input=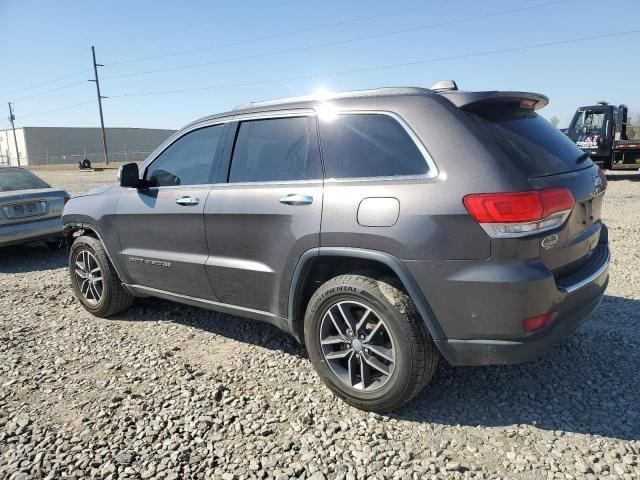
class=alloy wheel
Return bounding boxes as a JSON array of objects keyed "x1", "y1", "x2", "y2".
[
  {"x1": 74, "y1": 250, "x2": 103, "y2": 305},
  {"x1": 319, "y1": 300, "x2": 396, "y2": 391}
]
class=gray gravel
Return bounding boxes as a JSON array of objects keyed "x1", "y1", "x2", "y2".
[{"x1": 1, "y1": 169, "x2": 639, "y2": 479}]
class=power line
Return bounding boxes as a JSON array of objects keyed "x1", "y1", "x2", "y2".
[
  {"x1": 0, "y1": 69, "x2": 90, "y2": 99},
  {"x1": 103, "y1": 0, "x2": 568, "y2": 81},
  {"x1": 18, "y1": 100, "x2": 95, "y2": 120},
  {"x1": 104, "y1": 0, "x2": 452, "y2": 66},
  {"x1": 1, "y1": 2, "x2": 451, "y2": 102},
  {"x1": 107, "y1": 29, "x2": 640, "y2": 100},
  {"x1": 91, "y1": 0, "x2": 293, "y2": 50},
  {"x1": 13, "y1": 80, "x2": 89, "y2": 103}
]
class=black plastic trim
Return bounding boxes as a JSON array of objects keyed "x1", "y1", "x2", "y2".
[
  {"x1": 125, "y1": 284, "x2": 293, "y2": 334},
  {"x1": 287, "y1": 247, "x2": 445, "y2": 341},
  {"x1": 437, "y1": 281, "x2": 606, "y2": 366},
  {"x1": 63, "y1": 221, "x2": 127, "y2": 282}
]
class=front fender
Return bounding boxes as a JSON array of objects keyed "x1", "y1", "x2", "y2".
[{"x1": 62, "y1": 186, "x2": 129, "y2": 283}]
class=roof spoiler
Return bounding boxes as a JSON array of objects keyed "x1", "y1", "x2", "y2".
[{"x1": 439, "y1": 91, "x2": 549, "y2": 111}]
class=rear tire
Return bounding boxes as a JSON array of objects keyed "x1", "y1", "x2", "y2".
[
  {"x1": 304, "y1": 274, "x2": 438, "y2": 412},
  {"x1": 69, "y1": 235, "x2": 133, "y2": 317}
]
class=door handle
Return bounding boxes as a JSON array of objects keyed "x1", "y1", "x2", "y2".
[
  {"x1": 279, "y1": 194, "x2": 313, "y2": 206},
  {"x1": 176, "y1": 196, "x2": 200, "y2": 206}
]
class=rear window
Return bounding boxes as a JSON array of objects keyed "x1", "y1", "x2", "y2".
[
  {"x1": 465, "y1": 104, "x2": 592, "y2": 177},
  {"x1": 0, "y1": 168, "x2": 50, "y2": 192},
  {"x1": 319, "y1": 114, "x2": 428, "y2": 179}
]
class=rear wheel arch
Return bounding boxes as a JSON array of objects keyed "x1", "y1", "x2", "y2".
[{"x1": 288, "y1": 248, "x2": 445, "y2": 343}]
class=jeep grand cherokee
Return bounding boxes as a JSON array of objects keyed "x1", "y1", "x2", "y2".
[{"x1": 63, "y1": 82, "x2": 610, "y2": 412}]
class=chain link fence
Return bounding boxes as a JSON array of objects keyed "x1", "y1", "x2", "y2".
[{"x1": 0, "y1": 143, "x2": 157, "y2": 168}]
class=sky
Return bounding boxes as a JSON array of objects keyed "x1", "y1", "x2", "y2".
[{"x1": 1, "y1": 0, "x2": 639, "y2": 131}]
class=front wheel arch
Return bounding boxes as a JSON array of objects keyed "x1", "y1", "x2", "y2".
[{"x1": 68, "y1": 235, "x2": 134, "y2": 317}]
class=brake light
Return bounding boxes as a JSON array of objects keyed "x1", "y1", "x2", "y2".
[
  {"x1": 522, "y1": 312, "x2": 555, "y2": 332},
  {"x1": 463, "y1": 188, "x2": 574, "y2": 238}
]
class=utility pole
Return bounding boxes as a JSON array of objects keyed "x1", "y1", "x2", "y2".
[
  {"x1": 7, "y1": 102, "x2": 21, "y2": 166},
  {"x1": 89, "y1": 46, "x2": 109, "y2": 165}
]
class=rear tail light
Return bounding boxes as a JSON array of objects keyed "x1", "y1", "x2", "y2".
[
  {"x1": 463, "y1": 188, "x2": 575, "y2": 238},
  {"x1": 522, "y1": 312, "x2": 555, "y2": 332}
]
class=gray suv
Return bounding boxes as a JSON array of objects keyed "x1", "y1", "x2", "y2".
[{"x1": 63, "y1": 83, "x2": 610, "y2": 412}]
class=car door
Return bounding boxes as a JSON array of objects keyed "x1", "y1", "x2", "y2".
[
  {"x1": 204, "y1": 112, "x2": 323, "y2": 316},
  {"x1": 116, "y1": 123, "x2": 228, "y2": 300}
]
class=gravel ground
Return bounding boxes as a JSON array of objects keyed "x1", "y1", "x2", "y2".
[{"x1": 1, "y1": 169, "x2": 639, "y2": 480}]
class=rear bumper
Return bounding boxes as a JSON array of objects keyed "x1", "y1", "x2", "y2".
[
  {"x1": 405, "y1": 236, "x2": 610, "y2": 366},
  {"x1": 436, "y1": 274, "x2": 607, "y2": 365},
  {"x1": 0, "y1": 217, "x2": 63, "y2": 247}
]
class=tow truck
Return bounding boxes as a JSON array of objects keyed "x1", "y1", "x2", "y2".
[{"x1": 565, "y1": 102, "x2": 640, "y2": 170}]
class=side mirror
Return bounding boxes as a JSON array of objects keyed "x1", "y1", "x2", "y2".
[{"x1": 118, "y1": 163, "x2": 140, "y2": 188}]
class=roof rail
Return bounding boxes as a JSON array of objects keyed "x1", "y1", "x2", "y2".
[{"x1": 232, "y1": 86, "x2": 432, "y2": 110}]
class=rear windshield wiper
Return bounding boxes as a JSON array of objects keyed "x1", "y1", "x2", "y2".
[{"x1": 575, "y1": 152, "x2": 591, "y2": 164}]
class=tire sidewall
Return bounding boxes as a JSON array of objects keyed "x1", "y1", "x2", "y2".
[
  {"x1": 304, "y1": 279, "x2": 417, "y2": 406},
  {"x1": 69, "y1": 238, "x2": 110, "y2": 314}
]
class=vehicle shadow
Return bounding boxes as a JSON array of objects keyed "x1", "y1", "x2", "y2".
[
  {"x1": 604, "y1": 172, "x2": 638, "y2": 181},
  {"x1": 117, "y1": 294, "x2": 639, "y2": 441},
  {"x1": 0, "y1": 243, "x2": 67, "y2": 273},
  {"x1": 394, "y1": 294, "x2": 640, "y2": 441},
  {"x1": 116, "y1": 298, "x2": 307, "y2": 357}
]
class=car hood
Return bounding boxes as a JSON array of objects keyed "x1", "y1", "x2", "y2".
[{"x1": 75, "y1": 184, "x2": 115, "y2": 197}]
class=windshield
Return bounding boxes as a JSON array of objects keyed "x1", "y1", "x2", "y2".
[
  {"x1": 0, "y1": 168, "x2": 50, "y2": 192},
  {"x1": 572, "y1": 110, "x2": 605, "y2": 145},
  {"x1": 465, "y1": 104, "x2": 593, "y2": 177}
]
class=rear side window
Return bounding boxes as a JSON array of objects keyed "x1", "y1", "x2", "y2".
[
  {"x1": 146, "y1": 125, "x2": 224, "y2": 187},
  {"x1": 229, "y1": 117, "x2": 319, "y2": 183},
  {"x1": 0, "y1": 168, "x2": 49, "y2": 192},
  {"x1": 465, "y1": 105, "x2": 592, "y2": 177},
  {"x1": 319, "y1": 114, "x2": 428, "y2": 179}
]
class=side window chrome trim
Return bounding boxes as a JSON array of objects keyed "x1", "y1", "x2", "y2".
[
  {"x1": 141, "y1": 179, "x2": 323, "y2": 191},
  {"x1": 315, "y1": 109, "x2": 439, "y2": 180},
  {"x1": 214, "y1": 179, "x2": 323, "y2": 188},
  {"x1": 231, "y1": 109, "x2": 316, "y2": 122},
  {"x1": 140, "y1": 108, "x2": 438, "y2": 181},
  {"x1": 139, "y1": 184, "x2": 221, "y2": 191},
  {"x1": 323, "y1": 174, "x2": 437, "y2": 184}
]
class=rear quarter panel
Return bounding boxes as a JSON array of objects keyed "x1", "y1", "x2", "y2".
[{"x1": 319, "y1": 94, "x2": 530, "y2": 260}]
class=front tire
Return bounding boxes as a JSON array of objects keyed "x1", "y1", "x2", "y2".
[
  {"x1": 69, "y1": 235, "x2": 133, "y2": 317},
  {"x1": 304, "y1": 274, "x2": 438, "y2": 412}
]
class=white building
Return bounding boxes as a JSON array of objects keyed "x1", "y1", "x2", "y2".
[{"x1": 0, "y1": 126, "x2": 176, "y2": 166}]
